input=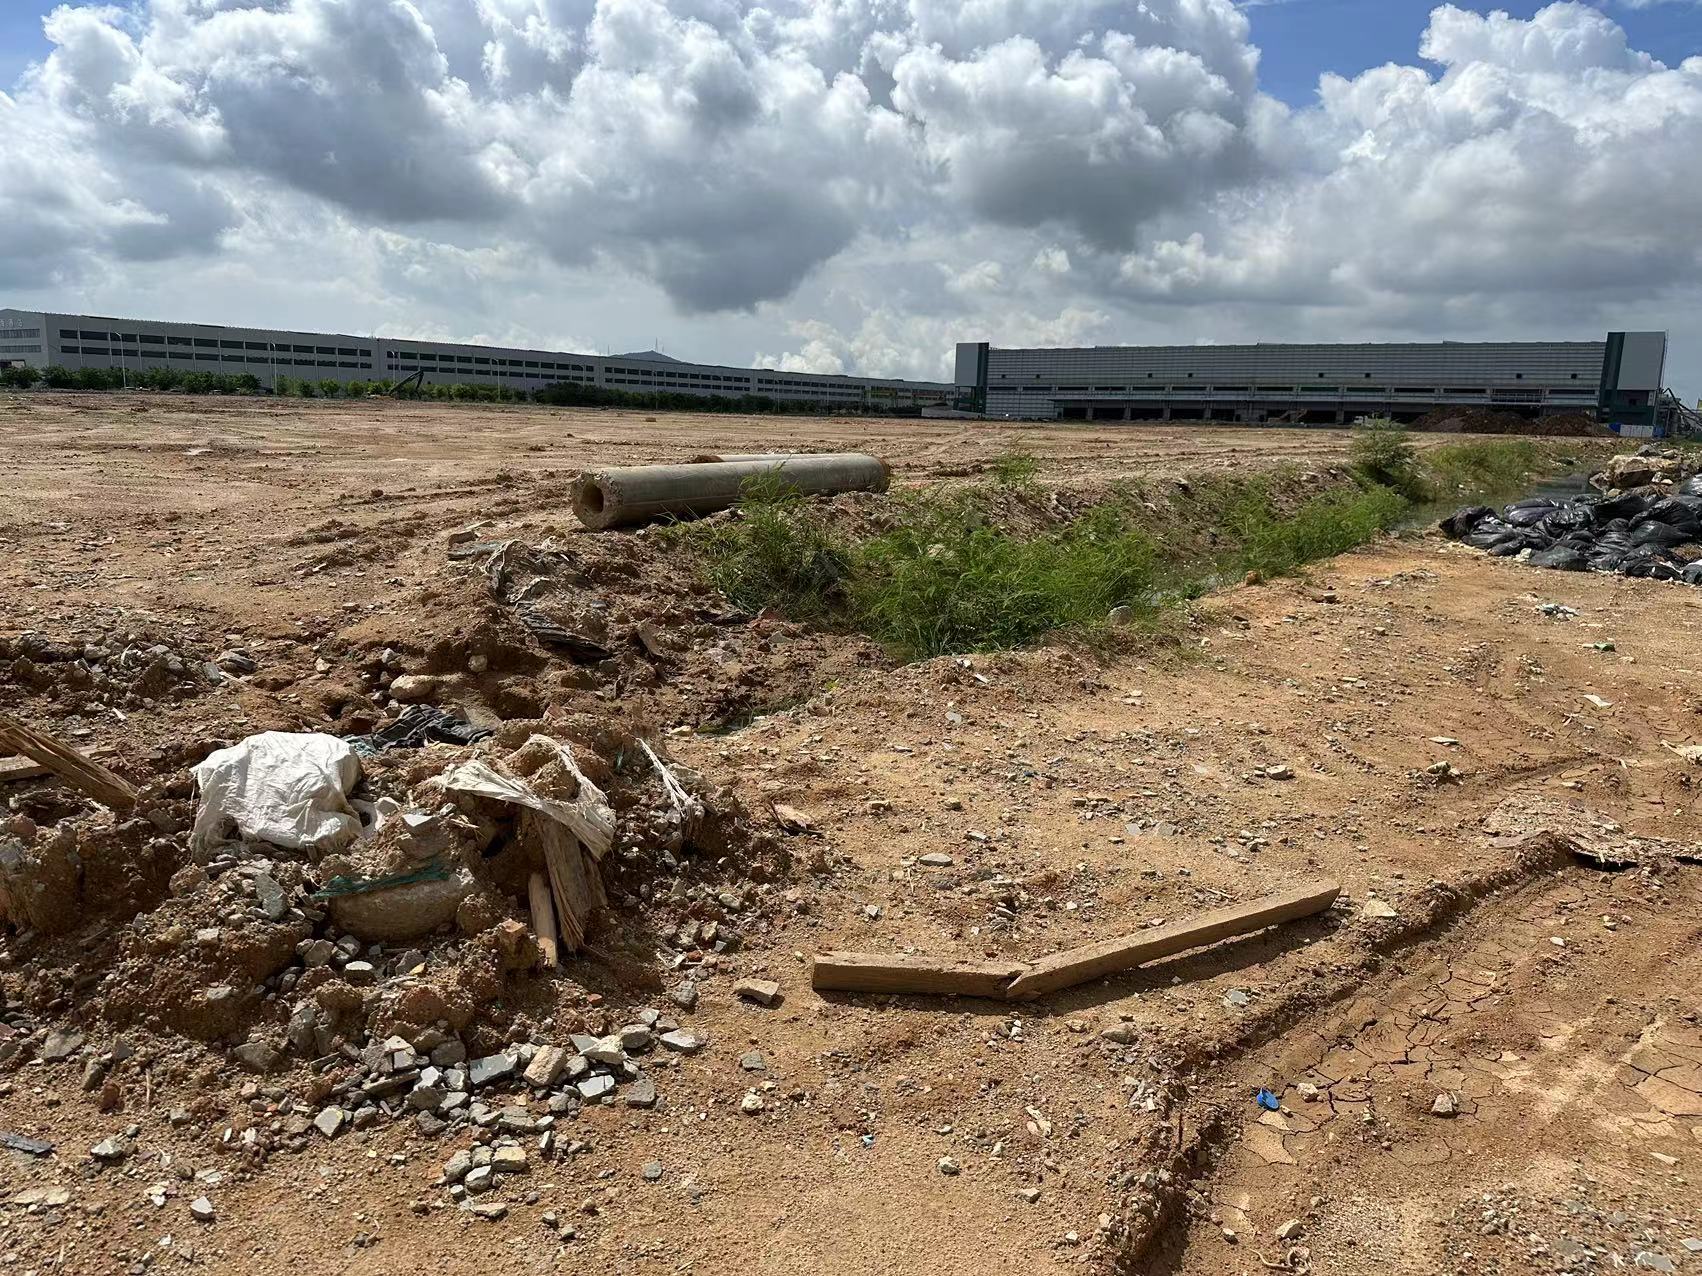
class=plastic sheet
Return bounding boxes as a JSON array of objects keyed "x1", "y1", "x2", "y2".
[{"x1": 190, "y1": 732, "x2": 362, "y2": 855}]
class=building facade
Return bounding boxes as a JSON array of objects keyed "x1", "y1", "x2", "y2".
[
  {"x1": 0, "y1": 308, "x2": 954, "y2": 412},
  {"x1": 954, "y1": 333, "x2": 1670, "y2": 429}
]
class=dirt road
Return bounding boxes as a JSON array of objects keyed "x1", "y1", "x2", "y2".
[{"x1": 0, "y1": 394, "x2": 1698, "y2": 1275}]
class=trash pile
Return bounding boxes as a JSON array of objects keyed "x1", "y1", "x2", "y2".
[
  {"x1": 0, "y1": 703, "x2": 790, "y2": 1170},
  {"x1": 1441, "y1": 446, "x2": 1702, "y2": 582}
]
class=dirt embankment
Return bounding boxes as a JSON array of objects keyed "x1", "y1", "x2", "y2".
[{"x1": 0, "y1": 395, "x2": 1699, "y2": 1276}]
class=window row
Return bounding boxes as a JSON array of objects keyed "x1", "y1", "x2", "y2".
[
  {"x1": 388, "y1": 351, "x2": 597, "y2": 372},
  {"x1": 58, "y1": 328, "x2": 369, "y2": 356},
  {"x1": 0, "y1": 328, "x2": 41, "y2": 340},
  {"x1": 0, "y1": 343, "x2": 42, "y2": 354},
  {"x1": 61, "y1": 347, "x2": 364, "y2": 369}
]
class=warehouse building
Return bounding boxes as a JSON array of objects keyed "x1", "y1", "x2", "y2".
[
  {"x1": 0, "y1": 308, "x2": 954, "y2": 411},
  {"x1": 954, "y1": 333, "x2": 1671, "y2": 430}
]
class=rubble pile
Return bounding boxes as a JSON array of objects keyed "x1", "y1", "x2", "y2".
[
  {"x1": 0, "y1": 702, "x2": 787, "y2": 1178},
  {"x1": 0, "y1": 630, "x2": 233, "y2": 714},
  {"x1": 1441, "y1": 445, "x2": 1702, "y2": 582}
]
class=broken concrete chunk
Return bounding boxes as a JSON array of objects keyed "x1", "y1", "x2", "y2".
[
  {"x1": 733, "y1": 978, "x2": 781, "y2": 1007},
  {"x1": 313, "y1": 1106, "x2": 348, "y2": 1139},
  {"x1": 523, "y1": 1045, "x2": 568, "y2": 1088},
  {"x1": 468, "y1": 1053, "x2": 518, "y2": 1088}
]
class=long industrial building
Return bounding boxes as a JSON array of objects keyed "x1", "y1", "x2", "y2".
[
  {"x1": 954, "y1": 333, "x2": 1671, "y2": 429},
  {"x1": 0, "y1": 308, "x2": 955, "y2": 411}
]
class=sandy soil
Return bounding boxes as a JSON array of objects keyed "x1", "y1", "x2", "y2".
[{"x1": 1, "y1": 392, "x2": 1698, "y2": 1276}]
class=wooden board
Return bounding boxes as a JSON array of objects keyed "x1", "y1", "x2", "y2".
[
  {"x1": 810, "y1": 951, "x2": 1029, "y2": 998},
  {"x1": 0, "y1": 713, "x2": 136, "y2": 811},
  {"x1": 527, "y1": 871, "x2": 560, "y2": 969},
  {"x1": 1003, "y1": 878, "x2": 1341, "y2": 1001},
  {"x1": 0, "y1": 756, "x2": 51, "y2": 784}
]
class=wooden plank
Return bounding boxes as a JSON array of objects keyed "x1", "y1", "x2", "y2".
[
  {"x1": 530, "y1": 812, "x2": 599, "y2": 955},
  {"x1": 0, "y1": 713, "x2": 136, "y2": 811},
  {"x1": 1004, "y1": 878, "x2": 1341, "y2": 1001},
  {"x1": 527, "y1": 871, "x2": 560, "y2": 969},
  {"x1": 810, "y1": 951, "x2": 1029, "y2": 998},
  {"x1": 0, "y1": 756, "x2": 51, "y2": 784}
]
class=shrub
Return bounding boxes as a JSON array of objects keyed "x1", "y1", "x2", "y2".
[
  {"x1": 39, "y1": 365, "x2": 74, "y2": 388},
  {"x1": 1350, "y1": 417, "x2": 1427, "y2": 500},
  {"x1": 0, "y1": 365, "x2": 39, "y2": 389}
]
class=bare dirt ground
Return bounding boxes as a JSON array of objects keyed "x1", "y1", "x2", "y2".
[{"x1": 1, "y1": 393, "x2": 1699, "y2": 1276}]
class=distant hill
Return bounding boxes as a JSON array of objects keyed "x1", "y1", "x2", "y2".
[{"x1": 616, "y1": 350, "x2": 685, "y2": 363}]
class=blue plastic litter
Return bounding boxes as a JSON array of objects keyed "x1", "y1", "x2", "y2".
[{"x1": 1254, "y1": 1089, "x2": 1280, "y2": 1111}]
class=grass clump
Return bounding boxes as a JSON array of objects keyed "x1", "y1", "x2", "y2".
[
  {"x1": 1422, "y1": 437, "x2": 1543, "y2": 499},
  {"x1": 854, "y1": 499, "x2": 1160, "y2": 658},
  {"x1": 690, "y1": 474, "x2": 850, "y2": 620},
  {"x1": 989, "y1": 450, "x2": 1040, "y2": 488},
  {"x1": 673, "y1": 430, "x2": 1581, "y2": 663},
  {"x1": 1218, "y1": 482, "x2": 1410, "y2": 580}
]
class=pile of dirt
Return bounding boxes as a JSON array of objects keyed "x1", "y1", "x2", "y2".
[
  {"x1": 1412, "y1": 406, "x2": 1606, "y2": 437},
  {"x1": 0, "y1": 703, "x2": 790, "y2": 1141}
]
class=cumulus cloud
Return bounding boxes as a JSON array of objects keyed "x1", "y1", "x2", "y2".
[{"x1": 0, "y1": 0, "x2": 1697, "y2": 395}]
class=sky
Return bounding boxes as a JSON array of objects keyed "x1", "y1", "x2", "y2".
[{"x1": 0, "y1": 0, "x2": 1699, "y2": 399}]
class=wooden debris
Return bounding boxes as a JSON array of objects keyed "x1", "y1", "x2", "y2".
[
  {"x1": 527, "y1": 871, "x2": 559, "y2": 969},
  {"x1": 529, "y1": 811, "x2": 604, "y2": 955},
  {"x1": 811, "y1": 952, "x2": 1028, "y2": 998},
  {"x1": 0, "y1": 756, "x2": 51, "y2": 784},
  {"x1": 1004, "y1": 879, "x2": 1341, "y2": 1001},
  {"x1": 811, "y1": 878, "x2": 1341, "y2": 1001},
  {"x1": 0, "y1": 712, "x2": 136, "y2": 811}
]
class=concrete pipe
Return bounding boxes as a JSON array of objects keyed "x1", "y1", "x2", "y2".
[
  {"x1": 686, "y1": 452, "x2": 793, "y2": 464},
  {"x1": 572, "y1": 453, "x2": 890, "y2": 531}
]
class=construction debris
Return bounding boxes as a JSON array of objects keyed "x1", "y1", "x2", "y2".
[
  {"x1": 812, "y1": 880, "x2": 1341, "y2": 999},
  {"x1": 0, "y1": 711, "x2": 136, "y2": 811}
]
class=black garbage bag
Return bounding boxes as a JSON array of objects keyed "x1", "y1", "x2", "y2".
[
  {"x1": 1596, "y1": 517, "x2": 1631, "y2": 535},
  {"x1": 1631, "y1": 521, "x2": 1695, "y2": 549},
  {"x1": 1557, "y1": 530, "x2": 1597, "y2": 550},
  {"x1": 1620, "y1": 547, "x2": 1683, "y2": 580},
  {"x1": 1678, "y1": 475, "x2": 1702, "y2": 499},
  {"x1": 1440, "y1": 506, "x2": 1495, "y2": 540},
  {"x1": 1642, "y1": 496, "x2": 1702, "y2": 526},
  {"x1": 1588, "y1": 549, "x2": 1627, "y2": 573},
  {"x1": 1462, "y1": 516, "x2": 1518, "y2": 549},
  {"x1": 1503, "y1": 499, "x2": 1561, "y2": 527},
  {"x1": 1684, "y1": 561, "x2": 1702, "y2": 585},
  {"x1": 1485, "y1": 534, "x2": 1532, "y2": 557},
  {"x1": 1528, "y1": 546, "x2": 1589, "y2": 571},
  {"x1": 1537, "y1": 505, "x2": 1594, "y2": 536},
  {"x1": 347, "y1": 704, "x2": 495, "y2": 756},
  {"x1": 1593, "y1": 488, "x2": 1658, "y2": 521}
]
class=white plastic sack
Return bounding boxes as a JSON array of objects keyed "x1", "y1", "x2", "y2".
[
  {"x1": 190, "y1": 732, "x2": 362, "y2": 855},
  {"x1": 434, "y1": 736, "x2": 614, "y2": 858}
]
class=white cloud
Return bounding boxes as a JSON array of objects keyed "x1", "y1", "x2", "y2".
[{"x1": 0, "y1": 1, "x2": 1697, "y2": 398}]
